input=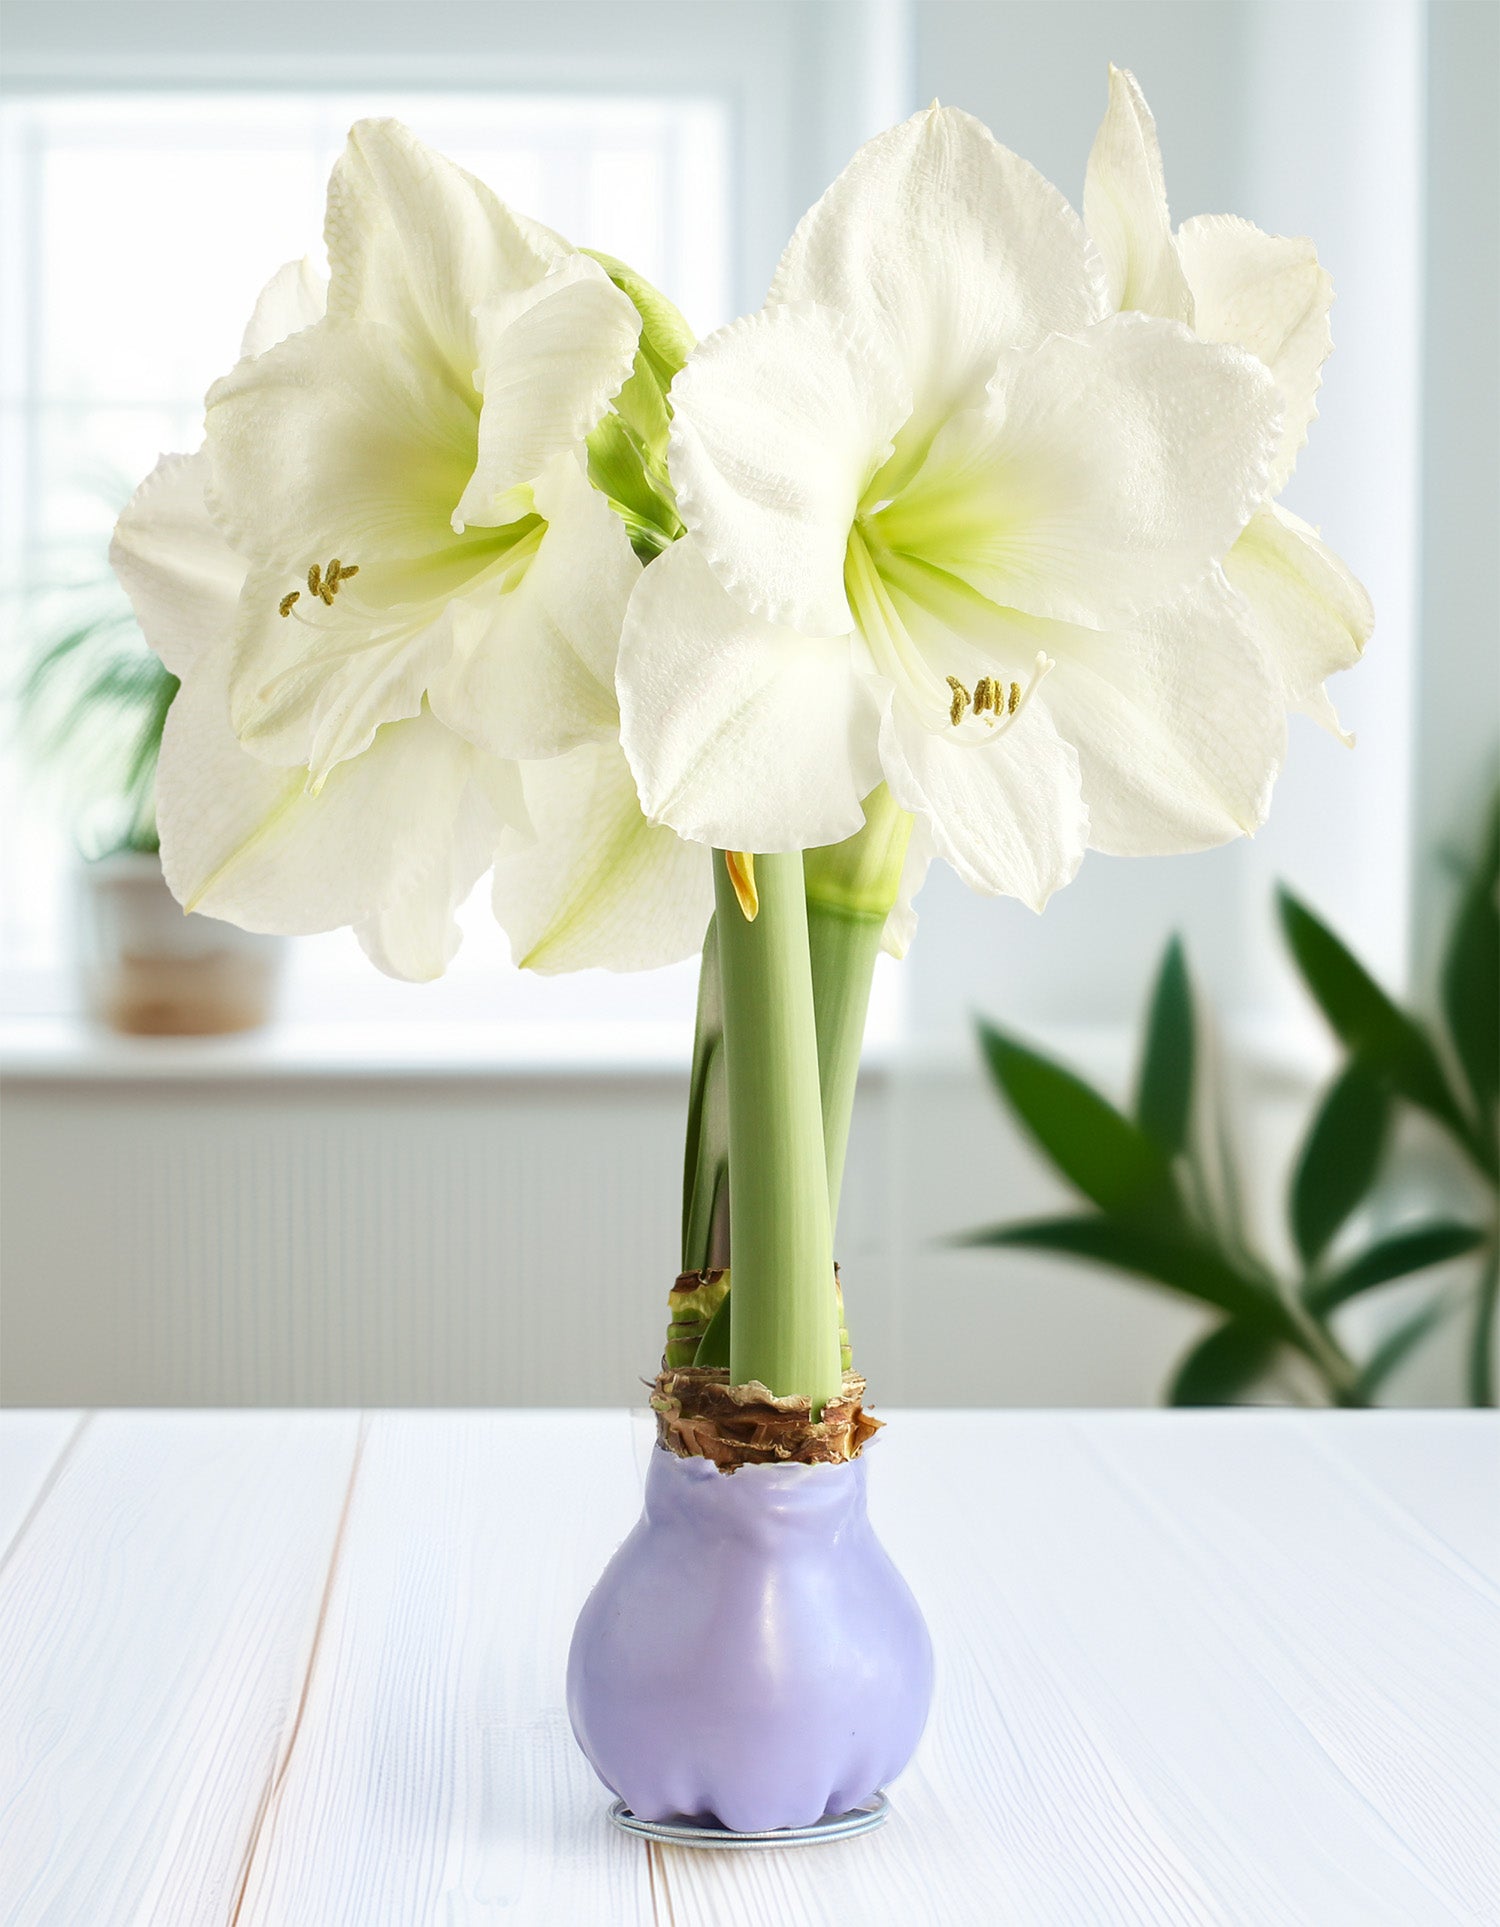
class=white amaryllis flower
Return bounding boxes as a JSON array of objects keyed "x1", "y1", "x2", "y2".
[
  {"x1": 112, "y1": 445, "x2": 522, "y2": 980},
  {"x1": 112, "y1": 257, "x2": 711, "y2": 981},
  {"x1": 618, "y1": 105, "x2": 1288, "y2": 908},
  {"x1": 1085, "y1": 66, "x2": 1373, "y2": 739},
  {"x1": 206, "y1": 118, "x2": 644, "y2": 785}
]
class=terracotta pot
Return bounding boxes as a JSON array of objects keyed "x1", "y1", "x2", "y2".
[{"x1": 79, "y1": 852, "x2": 282, "y2": 1036}]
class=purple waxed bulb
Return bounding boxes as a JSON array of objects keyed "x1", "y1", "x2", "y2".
[{"x1": 567, "y1": 1444, "x2": 934, "y2": 1834}]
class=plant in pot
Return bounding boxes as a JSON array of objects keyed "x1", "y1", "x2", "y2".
[
  {"x1": 965, "y1": 797, "x2": 1499, "y2": 1409},
  {"x1": 110, "y1": 70, "x2": 1371, "y2": 1839},
  {"x1": 19, "y1": 575, "x2": 283, "y2": 1035}
]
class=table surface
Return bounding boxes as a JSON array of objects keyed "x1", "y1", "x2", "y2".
[{"x1": 1, "y1": 1410, "x2": 1496, "y2": 1927}]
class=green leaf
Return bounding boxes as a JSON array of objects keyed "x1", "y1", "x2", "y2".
[
  {"x1": 1136, "y1": 936, "x2": 1194, "y2": 1155},
  {"x1": 1168, "y1": 1322, "x2": 1282, "y2": 1405},
  {"x1": 963, "y1": 1214, "x2": 1285, "y2": 1327},
  {"x1": 1278, "y1": 888, "x2": 1474, "y2": 1153},
  {"x1": 1355, "y1": 1298, "x2": 1454, "y2": 1400},
  {"x1": 1291, "y1": 1061, "x2": 1391, "y2": 1267},
  {"x1": 1468, "y1": 1248, "x2": 1498, "y2": 1407},
  {"x1": 1442, "y1": 795, "x2": 1499, "y2": 1130},
  {"x1": 694, "y1": 1287, "x2": 732, "y2": 1368},
  {"x1": 1306, "y1": 1221, "x2": 1488, "y2": 1314},
  {"x1": 977, "y1": 1022, "x2": 1177, "y2": 1218}
]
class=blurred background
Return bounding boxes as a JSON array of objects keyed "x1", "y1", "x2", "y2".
[{"x1": 1, "y1": 0, "x2": 1495, "y2": 1410}]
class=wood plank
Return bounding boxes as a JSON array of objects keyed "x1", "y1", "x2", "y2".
[
  {"x1": 0, "y1": 1410, "x2": 359, "y2": 1926},
  {"x1": 652, "y1": 1412, "x2": 1500, "y2": 1927},
  {"x1": 233, "y1": 1409, "x2": 657, "y2": 1927},
  {"x1": 0, "y1": 1411, "x2": 84, "y2": 1558},
  {"x1": 1304, "y1": 1411, "x2": 1500, "y2": 1584}
]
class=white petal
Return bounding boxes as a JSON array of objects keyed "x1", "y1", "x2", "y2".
[
  {"x1": 877, "y1": 313, "x2": 1280, "y2": 628},
  {"x1": 229, "y1": 561, "x2": 461, "y2": 777},
  {"x1": 453, "y1": 255, "x2": 640, "y2": 526},
  {"x1": 206, "y1": 316, "x2": 479, "y2": 572},
  {"x1": 430, "y1": 453, "x2": 635, "y2": 760},
  {"x1": 1223, "y1": 503, "x2": 1372, "y2": 741},
  {"x1": 668, "y1": 303, "x2": 911, "y2": 634},
  {"x1": 1083, "y1": 66, "x2": 1194, "y2": 323},
  {"x1": 877, "y1": 691, "x2": 1087, "y2": 910},
  {"x1": 617, "y1": 538, "x2": 883, "y2": 852},
  {"x1": 491, "y1": 740, "x2": 713, "y2": 974},
  {"x1": 1178, "y1": 214, "x2": 1333, "y2": 493},
  {"x1": 239, "y1": 256, "x2": 328, "y2": 361},
  {"x1": 325, "y1": 119, "x2": 561, "y2": 386},
  {"x1": 158, "y1": 646, "x2": 510, "y2": 979},
  {"x1": 355, "y1": 763, "x2": 521, "y2": 981},
  {"x1": 771, "y1": 103, "x2": 1104, "y2": 435},
  {"x1": 1039, "y1": 574, "x2": 1287, "y2": 856},
  {"x1": 110, "y1": 451, "x2": 244, "y2": 675}
]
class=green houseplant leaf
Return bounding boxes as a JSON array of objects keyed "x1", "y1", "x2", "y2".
[
  {"x1": 962, "y1": 1214, "x2": 1285, "y2": 1327},
  {"x1": 1354, "y1": 1300, "x2": 1454, "y2": 1400},
  {"x1": 1291, "y1": 1061, "x2": 1392, "y2": 1268},
  {"x1": 976, "y1": 1022, "x2": 1178, "y2": 1219},
  {"x1": 1135, "y1": 935, "x2": 1194, "y2": 1155},
  {"x1": 1442, "y1": 795, "x2": 1499, "y2": 1136},
  {"x1": 1305, "y1": 1220, "x2": 1488, "y2": 1314},
  {"x1": 1277, "y1": 888, "x2": 1478, "y2": 1161},
  {"x1": 1168, "y1": 1321, "x2": 1283, "y2": 1405}
]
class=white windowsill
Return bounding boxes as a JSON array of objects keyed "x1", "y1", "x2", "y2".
[
  {"x1": 0, "y1": 1015, "x2": 702, "y2": 1081},
  {"x1": 0, "y1": 1010, "x2": 1326, "y2": 1090}
]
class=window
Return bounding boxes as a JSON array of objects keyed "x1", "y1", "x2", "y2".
[{"x1": 1, "y1": 90, "x2": 733, "y2": 1027}]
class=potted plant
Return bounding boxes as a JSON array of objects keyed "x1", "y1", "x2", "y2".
[
  {"x1": 20, "y1": 579, "x2": 282, "y2": 1035},
  {"x1": 109, "y1": 70, "x2": 1371, "y2": 1838}
]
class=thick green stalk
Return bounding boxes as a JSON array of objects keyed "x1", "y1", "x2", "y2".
[
  {"x1": 713, "y1": 849, "x2": 842, "y2": 1413},
  {"x1": 804, "y1": 789, "x2": 914, "y2": 1233},
  {"x1": 806, "y1": 906, "x2": 883, "y2": 1231}
]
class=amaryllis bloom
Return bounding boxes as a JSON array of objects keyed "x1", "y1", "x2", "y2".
[
  {"x1": 617, "y1": 104, "x2": 1289, "y2": 909},
  {"x1": 1085, "y1": 66, "x2": 1373, "y2": 739},
  {"x1": 112, "y1": 262, "x2": 711, "y2": 981},
  {"x1": 205, "y1": 118, "x2": 643, "y2": 785}
]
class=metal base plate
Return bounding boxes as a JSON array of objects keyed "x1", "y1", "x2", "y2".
[{"x1": 608, "y1": 1790, "x2": 890, "y2": 1849}]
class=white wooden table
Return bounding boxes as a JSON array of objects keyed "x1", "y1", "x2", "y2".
[{"x1": 1, "y1": 1410, "x2": 1495, "y2": 1926}]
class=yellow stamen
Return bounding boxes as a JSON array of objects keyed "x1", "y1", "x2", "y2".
[
  {"x1": 724, "y1": 851, "x2": 759, "y2": 921},
  {"x1": 1008, "y1": 680, "x2": 1020, "y2": 715},
  {"x1": 946, "y1": 675, "x2": 971, "y2": 727},
  {"x1": 280, "y1": 558, "x2": 360, "y2": 617}
]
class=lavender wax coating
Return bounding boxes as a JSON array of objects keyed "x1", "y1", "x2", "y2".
[{"x1": 568, "y1": 1445, "x2": 933, "y2": 1833}]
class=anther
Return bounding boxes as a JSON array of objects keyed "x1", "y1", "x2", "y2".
[
  {"x1": 307, "y1": 563, "x2": 322, "y2": 597},
  {"x1": 946, "y1": 675, "x2": 971, "y2": 728},
  {"x1": 278, "y1": 591, "x2": 300, "y2": 618},
  {"x1": 1008, "y1": 681, "x2": 1020, "y2": 715}
]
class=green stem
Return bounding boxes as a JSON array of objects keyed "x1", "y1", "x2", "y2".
[
  {"x1": 680, "y1": 916, "x2": 727, "y2": 1273},
  {"x1": 807, "y1": 905, "x2": 884, "y2": 1234},
  {"x1": 713, "y1": 850, "x2": 842, "y2": 1413},
  {"x1": 803, "y1": 787, "x2": 914, "y2": 1237},
  {"x1": 1469, "y1": 1242, "x2": 1499, "y2": 1406}
]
